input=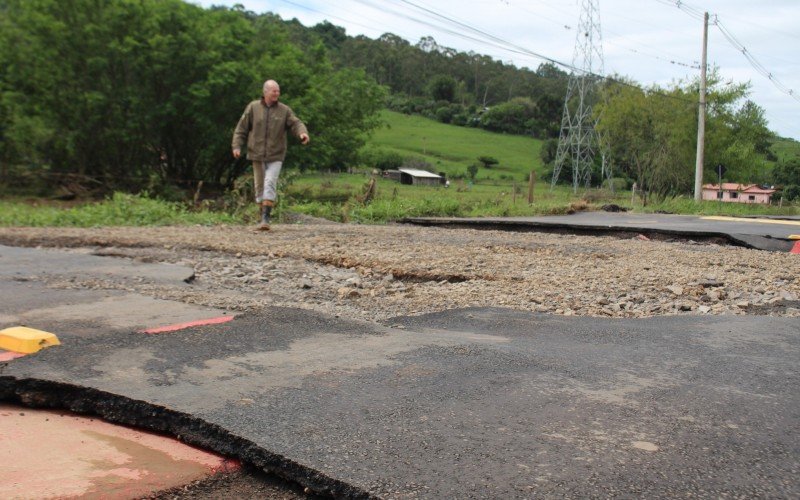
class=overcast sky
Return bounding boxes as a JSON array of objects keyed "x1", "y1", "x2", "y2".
[{"x1": 195, "y1": 0, "x2": 800, "y2": 141}]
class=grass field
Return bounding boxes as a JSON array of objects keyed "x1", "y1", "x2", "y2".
[{"x1": 366, "y1": 110, "x2": 543, "y2": 182}]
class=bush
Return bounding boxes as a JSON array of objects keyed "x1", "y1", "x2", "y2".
[
  {"x1": 478, "y1": 156, "x2": 499, "y2": 168},
  {"x1": 602, "y1": 177, "x2": 632, "y2": 191},
  {"x1": 466, "y1": 163, "x2": 479, "y2": 181},
  {"x1": 435, "y1": 106, "x2": 455, "y2": 124},
  {"x1": 782, "y1": 184, "x2": 800, "y2": 201}
]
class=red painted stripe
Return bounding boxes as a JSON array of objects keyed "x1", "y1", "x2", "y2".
[
  {"x1": 792, "y1": 241, "x2": 800, "y2": 254},
  {"x1": 142, "y1": 315, "x2": 234, "y2": 334},
  {"x1": 0, "y1": 351, "x2": 26, "y2": 361}
]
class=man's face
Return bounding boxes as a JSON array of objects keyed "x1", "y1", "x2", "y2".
[{"x1": 264, "y1": 84, "x2": 280, "y2": 105}]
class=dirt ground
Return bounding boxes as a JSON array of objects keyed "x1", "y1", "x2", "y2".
[{"x1": 144, "y1": 466, "x2": 316, "y2": 500}]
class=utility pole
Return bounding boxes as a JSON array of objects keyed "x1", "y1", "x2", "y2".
[
  {"x1": 693, "y1": 12, "x2": 709, "y2": 202},
  {"x1": 551, "y1": 0, "x2": 606, "y2": 193}
]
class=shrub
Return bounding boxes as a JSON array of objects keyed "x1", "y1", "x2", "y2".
[
  {"x1": 602, "y1": 177, "x2": 631, "y2": 191},
  {"x1": 782, "y1": 184, "x2": 800, "y2": 201}
]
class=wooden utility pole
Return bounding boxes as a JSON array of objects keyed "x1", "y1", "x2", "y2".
[
  {"x1": 694, "y1": 12, "x2": 709, "y2": 202},
  {"x1": 528, "y1": 171, "x2": 536, "y2": 204}
]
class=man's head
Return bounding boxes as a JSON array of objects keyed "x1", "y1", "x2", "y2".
[{"x1": 263, "y1": 80, "x2": 280, "y2": 105}]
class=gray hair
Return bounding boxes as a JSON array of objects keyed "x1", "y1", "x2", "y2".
[{"x1": 263, "y1": 80, "x2": 279, "y2": 93}]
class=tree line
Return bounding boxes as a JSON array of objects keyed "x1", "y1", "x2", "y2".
[{"x1": 0, "y1": 0, "x2": 386, "y2": 196}]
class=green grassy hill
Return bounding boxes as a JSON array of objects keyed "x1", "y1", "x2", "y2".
[
  {"x1": 770, "y1": 136, "x2": 800, "y2": 163},
  {"x1": 364, "y1": 110, "x2": 544, "y2": 182}
]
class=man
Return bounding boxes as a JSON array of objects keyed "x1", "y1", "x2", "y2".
[{"x1": 232, "y1": 80, "x2": 309, "y2": 230}]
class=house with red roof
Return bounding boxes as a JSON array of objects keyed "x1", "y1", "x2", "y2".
[{"x1": 701, "y1": 183, "x2": 776, "y2": 204}]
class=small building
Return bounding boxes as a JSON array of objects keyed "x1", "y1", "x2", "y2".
[
  {"x1": 702, "y1": 183, "x2": 776, "y2": 204},
  {"x1": 396, "y1": 168, "x2": 445, "y2": 186}
]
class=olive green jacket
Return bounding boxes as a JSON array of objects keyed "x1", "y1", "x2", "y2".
[{"x1": 231, "y1": 99, "x2": 308, "y2": 162}]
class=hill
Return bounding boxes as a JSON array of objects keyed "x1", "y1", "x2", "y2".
[{"x1": 365, "y1": 110, "x2": 544, "y2": 183}]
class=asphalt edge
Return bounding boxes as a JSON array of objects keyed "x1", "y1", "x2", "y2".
[
  {"x1": 0, "y1": 376, "x2": 374, "y2": 499},
  {"x1": 400, "y1": 218, "x2": 795, "y2": 252}
]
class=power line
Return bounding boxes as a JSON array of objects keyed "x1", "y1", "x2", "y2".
[
  {"x1": 506, "y1": 2, "x2": 701, "y2": 74},
  {"x1": 652, "y1": 0, "x2": 705, "y2": 21},
  {"x1": 714, "y1": 19, "x2": 799, "y2": 103},
  {"x1": 654, "y1": 0, "x2": 799, "y2": 104},
  {"x1": 278, "y1": 0, "x2": 385, "y2": 37},
  {"x1": 275, "y1": 0, "x2": 699, "y2": 105}
]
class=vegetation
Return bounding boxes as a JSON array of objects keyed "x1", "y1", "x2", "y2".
[
  {"x1": 0, "y1": 193, "x2": 236, "y2": 227},
  {"x1": 364, "y1": 111, "x2": 542, "y2": 182},
  {"x1": 0, "y1": 0, "x2": 385, "y2": 196},
  {"x1": 595, "y1": 71, "x2": 781, "y2": 203},
  {"x1": 0, "y1": 1, "x2": 797, "y2": 225}
]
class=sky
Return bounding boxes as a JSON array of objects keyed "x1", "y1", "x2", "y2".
[{"x1": 194, "y1": 0, "x2": 800, "y2": 141}]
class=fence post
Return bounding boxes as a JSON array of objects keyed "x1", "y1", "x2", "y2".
[{"x1": 528, "y1": 171, "x2": 536, "y2": 204}]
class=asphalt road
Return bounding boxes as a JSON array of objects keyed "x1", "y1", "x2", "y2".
[
  {"x1": 403, "y1": 212, "x2": 800, "y2": 252},
  {"x1": 1, "y1": 245, "x2": 798, "y2": 498}
]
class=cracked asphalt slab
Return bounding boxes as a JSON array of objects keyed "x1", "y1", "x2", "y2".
[
  {"x1": 2, "y1": 307, "x2": 798, "y2": 497},
  {"x1": 403, "y1": 212, "x2": 800, "y2": 252}
]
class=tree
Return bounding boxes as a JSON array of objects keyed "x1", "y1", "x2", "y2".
[
  {"x1": 477, "y1": 156, "x2": 499, "y2": 169},
  {"x1": 772, "y1": 157, "x2": 800, "y2": 201},
  {"x1": 595, "y1": 80, "x2": 694, "y2": 203},
  {"x1": 0, "y1": 0, "x2": 387, "y2": 194},
  {"x1": 427, "y1": 75, "x2": 457, "y2": 102},
  {"x1": 479, "y1": 97, "x2": 537, "y2": 134},
  {"x1": 595, "y1": 69, "x2": 772, "y2": 200},
  {"x1": 467, "y1": 162, "x2": 479, "y2": 181}
]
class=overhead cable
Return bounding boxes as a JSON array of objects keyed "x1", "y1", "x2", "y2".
[{"x1": 655, "y1": 0, "x2": 799, "y2": 103}]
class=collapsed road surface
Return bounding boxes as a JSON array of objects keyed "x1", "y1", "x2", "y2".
[
  {"x1": 0, "y1": 223, "x2": 798, "y2": 497},
  {"x1": 403, "y1": 212, "x2": 800, "y2": 252}
]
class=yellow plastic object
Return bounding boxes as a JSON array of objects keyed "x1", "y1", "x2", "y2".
[
  {"x1": 0, "y1": 326, "x2": 61, "y2": 354},
  {"x1": 789, "y1": 235, "x2": 800, "y2": 240}
]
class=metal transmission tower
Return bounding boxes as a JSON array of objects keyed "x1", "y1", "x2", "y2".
[{"x1": 551, "y1": 0, "x2": 606, "y2": 192}]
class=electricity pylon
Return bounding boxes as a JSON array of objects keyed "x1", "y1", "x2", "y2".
[{"x1": 551, "y1": 0, "x2": 607, "y2": 192}]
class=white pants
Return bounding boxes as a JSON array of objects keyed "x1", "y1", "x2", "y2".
[{"x1": 252, "y1": 161, "x2": 282, "y2": 203}]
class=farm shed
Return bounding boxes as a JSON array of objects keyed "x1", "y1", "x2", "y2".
[{"x1": 397, "y1": 168, "x2": 445, "y2": 186}]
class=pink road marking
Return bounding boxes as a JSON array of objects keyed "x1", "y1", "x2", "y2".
[
  {"x1": 0, "y1": 350, "x2": 26, "y2": 361},
  {"x1": 142, "y1": 315, "x2": 234, "y2": 334},
  {"x1": 791, "y1": 241, "x2": 800, "y2": 254}
]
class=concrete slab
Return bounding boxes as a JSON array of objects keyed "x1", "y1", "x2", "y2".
[
  {"x1": 0, "y1": 403, "x2": 237, "y2": 499},
  {"x1": 2, "y1": 307, "x2": 798, "y2": 497},
  {"x1": 403, "y1": 212, "x2": 800, "y2": 252}
]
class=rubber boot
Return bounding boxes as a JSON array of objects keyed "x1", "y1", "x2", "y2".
[{"x1": 259, "y1": 201, "x2": 273, "y2": 231}]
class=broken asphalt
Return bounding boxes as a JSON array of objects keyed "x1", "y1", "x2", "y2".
[
  {"x1": 1, "y1": 243, "x2": 799, "y2": 498},
  {"x1": 403, "y1": 212, "x2": 800, "y2": 252}
]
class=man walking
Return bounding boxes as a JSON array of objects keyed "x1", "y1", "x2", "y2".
[{"x1": 232, "y1": 80, "x2": 309, "y2": 230}]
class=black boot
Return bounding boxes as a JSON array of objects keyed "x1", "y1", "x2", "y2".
[{"x1": 259, "y1": 203, "x2": 272, "y2": 230}]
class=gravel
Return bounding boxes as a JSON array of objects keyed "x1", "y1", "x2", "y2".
[{"x1": 0, "y1": 223, "x2": 798, "y2": 323}]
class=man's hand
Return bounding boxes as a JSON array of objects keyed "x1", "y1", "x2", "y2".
[
  {"x1": 299, "y1": 133, "x2": 310, "y2": 145},
  {"x1": 232, "y1": 149, "x2": 241, "y2": 159}
]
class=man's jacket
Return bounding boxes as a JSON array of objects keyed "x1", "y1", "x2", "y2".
[{"x1": 232, "y1": 99, "x2": 308, "y2": 162}]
